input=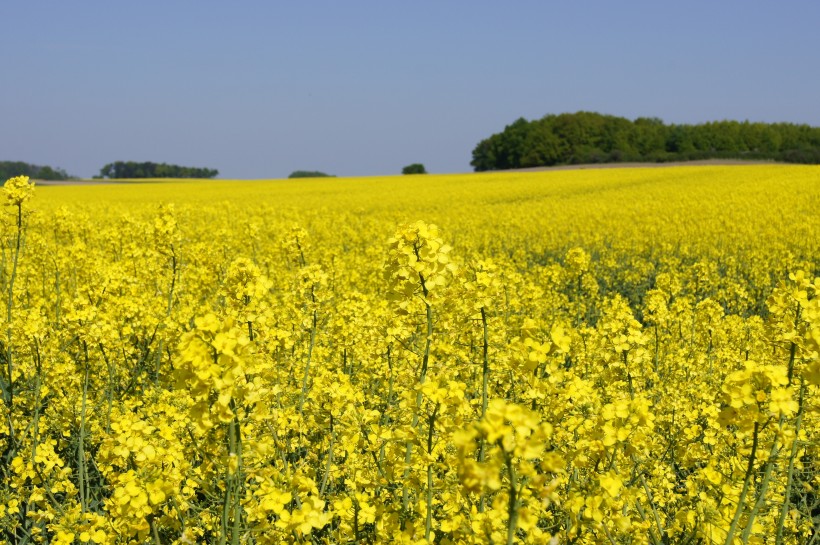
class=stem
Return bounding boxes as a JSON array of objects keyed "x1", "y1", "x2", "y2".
[
  {"x1": 624, "y1": 351, "x2": 634, "y2": 399},
  {"x1": 297, "y1": 305, "x2": 317, "y2": 416},
  {"x1": 54, "y1": 262, "x2": 61, "y2": 324},
  {"x1": 320, "y1": 415, "x2": 335, "y2": 496},
  {"x1": 419, "y1": 274, "x2": 433, "y2": 381},
  {"x1": 724, "y1": 422, "x2": 760, "y2": 545},
  {"x1": 153, "y1": 247, "x2": 177, "y2": 384},
  {"x1": 478, "y1": 306, "x2": 490, "y2": 513},
  {"x1": 152, "y1": 338, "x2": 165, "y2": 385},
  {"x1": 787, "y1": 302, "x2": 801, "y2": 385},
  {"x1": 226, "y1": 409, "x2": 243, "y2": 545},
  {"x1": 295, "y1": 236, "x2": 306, "y2": 268},
  {"x1": 378, "y1": 347, "x2": 394, "y2": 469},
  {"x1": 505, "y1": 453, "x2": 519, "y2": 545},
  {"x1": 600, "y1": 522, "x2": 619, "y2": 545},
  {"x1": 353, "y1": 499, "x2": 360, "y2": 544},
  {"x1": 776, "y1": 380, "x2": 805, "y2": 545},
  {"x1": 653, "y1": 323, "x2": 660, "y2": 375},
  {"x1": 231, "y1": 417, "x2": 242, "y2": 545},
  {"x1": 741, "y1": 419, "x2": 783, "y2": 542},
  {"x1": 636, "y1": 466, "x2": 665, "y2": 545},
  {"x1": 574, "y1": 274, "x2": 582, "y2": 326},
  {"x1": 150, "y1": 516, "x2": 162, "y2": 545},
  {"x1": 242, "y1": 294, "x2": 254, "y2": 342},
  {"x1": 99, "y1": 344, "x2": 114, "y2": 433},
  {"x1": 401, "y1": 273, "x2": 433, "y2": 522},
  {"x1": 78, "y1": 343, "x2": 91, "y2": 514},
  {"x1": 166, "y1": 247, "x2": 177, "y2": 316},
  {"x1": 480, "y1": 307, "x2": 490, "y2": 420},
  {"x1": 220, "y1": 480, "x2": 229, "y2": 545},
  {"x1": 30, "y1": 341, "x2": 42, "y2": 463},
  {"x1": 3, "y1": 203, "x2": 23, "y2": 448},
  {"x1": 425, "y1": 403, "x2": 439, "y2": 542}
]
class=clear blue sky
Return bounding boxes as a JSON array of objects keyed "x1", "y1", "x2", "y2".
[{"x1": 2, "y1": 1, "x2": 818, "y2": 179}]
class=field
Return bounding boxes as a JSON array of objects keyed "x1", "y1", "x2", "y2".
[{"x1": 1, "y1": 165, "x2": 819, "y2": 544}]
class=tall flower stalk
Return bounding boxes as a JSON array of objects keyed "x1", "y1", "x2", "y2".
[{"x1": 2, "y1": 175, "x2": 34, "y2": 456}]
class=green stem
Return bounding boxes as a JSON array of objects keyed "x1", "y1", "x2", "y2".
[
  {"x1": 478, "y1": 306, "x2": 490, "y2": 513},
  {"x1": 152, "y1": 248, "x2": 178, "y2": 384},
  {"x1": 724, "y1": 422, "x2": 760, "y2": 545},
  {"x1": 78, "y1": 343, "x2": 91, "y2": 514},
  {"x1": 741, "y1": 418, "x2": 783, "y2": 542},
  {"x1": 297, "y1": 306, "x2": 317, "y2": 416},
  {"x1": 99, "y1": 344, "x2": 114, "y2": 433},
  {"x1": 378, "y1": 346, "x2": 394, "y2": 470},
  {"x1": 231, "y1": 415, "x2": 242, "y2": 545},
  {"x1": 775, "y1": 380, "x2": 805, "y2": 545},
  {"x1": 425, "y1": 403, "x2": 439, "y2": 542},
  {"x1": 401, "y1": 274, "x2": 433, "y2": 522},
  {"x1": 419, "y1": 275, "x2": 433, "y2": 381},
  {"x1": 636, "y1": 467, "x2": 665, "y2": 545},
  {"x1": 30, "y1": 340, "x2": 43, "y2": 463},
  {"x1": 3, "y1": 203, "x2": 23, "y2": 447},
  {"x1": 320, "y1": 415, "x2": 335, "y2": 496},
  {"x1": 786, "y1": 302, "x2": 801, "y2": 385},
  {"x1": 505, "y1": 452, "x2": 519, "y2": 545},
  {"x1": 166, "y1": 247, "x2": 177, "y2": 316},
  {"x1": 600, "y1": 522, "x2": 619, "y2": 545},
  {"x1": 150, "y1": 516, "x2": 162, "y2": 545},
  {"x1": 54, "y1": 264, "x2": 61, "y2": 325},
  {"x1": 653, "y1": 323, "x2": 660, "y2": 375},
  {"x1": 220, "y1": 479, "x2": 230, "y2": 545},
  {"x1": 480, "y1": 307, "x2": 490, "y2": 420}
]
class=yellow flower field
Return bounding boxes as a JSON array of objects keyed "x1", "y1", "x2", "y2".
[{"x1": 1, "y1": 165, "x2": 819, "y2": 544}]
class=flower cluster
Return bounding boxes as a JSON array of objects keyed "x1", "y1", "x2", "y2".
[{"x1": 1, "y1": 165, "x2": 819, "y2": 544}]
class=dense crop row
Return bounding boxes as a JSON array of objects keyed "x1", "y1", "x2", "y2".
[{"x1": 1, "y1": 166, "x2": 819, "y2": 544}]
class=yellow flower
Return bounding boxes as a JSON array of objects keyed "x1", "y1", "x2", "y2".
[{"x1": 3, "y1": 174, "x2": 34, "y2": 206}]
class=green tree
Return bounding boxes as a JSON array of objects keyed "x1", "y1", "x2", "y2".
[
  {"x1": 0, "y1": 161, "x2": 71, "y2": 181},
  {"x1": 98, "y1": 161, "x2": 218, "y2": 179},
  {"x1": 402, "y1": 163, "x2": 427, "y2": 175},
  {"x1": 288, "y1": 171, "x2": 335, "y2": 179},
  {"x1": 471, "y1": 112, "x2": 820, "y2": 170}
]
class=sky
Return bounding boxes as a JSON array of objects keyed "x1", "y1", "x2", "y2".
[{"x1": 2, "y1": 1, "x2": 819, "y2": 179}]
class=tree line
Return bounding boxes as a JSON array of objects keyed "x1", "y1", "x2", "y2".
[
  {"x1": 471, "y1": 112, "x2": 820, "y2": 171},
  {"x1": 0, "y1": 161, "x2": 72, "y2": 181},
  {"x1": 288, "y1": 170, "x2": 335, "y2": 178},
  {"x1": 98, "y1": 161, "x2": 218, "y2": 179}
]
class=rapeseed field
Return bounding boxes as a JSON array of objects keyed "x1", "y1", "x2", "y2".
[{"x1": 1, "y1": 165, "x2": 819, "y2": 544}]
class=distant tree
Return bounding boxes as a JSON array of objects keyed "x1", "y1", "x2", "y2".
[
  {"x1": 520, "y1": 127, "x2": 564, "y2": 167},
  {"x1": 98, "y1": 161, "x2": 218, "y2": 179},
  {"x1": 288, "y1": 170, "x2": 335, "y2": 178},
  {"x1": 633, "y1": 117, "x2": 668, "y2": 158},
  {"x1": 666, "y1": 125, "x2": 696, "y2": 154},
  {"x1": 0, "y1": 161, "x2": 71, "y2": 180},
  {"x1": 470, "y1": 138, "x2": 499, "y2": 172},
  {"x1": 402, "y1": 163, "x2": 427, "y2": 175},
  {"x1": 471, "y1": 112, "x2": 820, "y2": 170}
]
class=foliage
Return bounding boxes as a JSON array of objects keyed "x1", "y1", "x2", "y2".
[
  {"x1": 471, "y1": 111, "x2": 820, "y2": 170},
  {"x1": 0, "y1": 165, "x2": 819, "y2": 544},
  {"x1": 402, "y1": 163, "x2": 428, "y2": 174},
  {"x1": 0, "y1": 161, "x2": 72, "y2": 181},
  {"x1": 288, "y1": 171, "x2": 335, "y2": 179},
  {"x1": 99, "y1": 161, "x2": 218, "y2": 179}
]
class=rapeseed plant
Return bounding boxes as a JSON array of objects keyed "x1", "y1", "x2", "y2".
[{"x1": 0, "y1": 166, "x2": 818, "y2": 543}]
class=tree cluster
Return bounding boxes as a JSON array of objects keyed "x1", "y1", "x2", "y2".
[
  {"x1": 471, "y1": 112, "x2": 820, "y2": 171},
  {"x1": 99, "y1": 161, "x2": 218, "y2": 179},
  {"x1": 402, "y1": 163, "x2": 427, "y2": 174},
  {"x1": 288, "y1": 170, "x2": 335, "y2": 179},
  {"x1": 0, "y1": 161, "x2": 72, "y2": 181}
]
